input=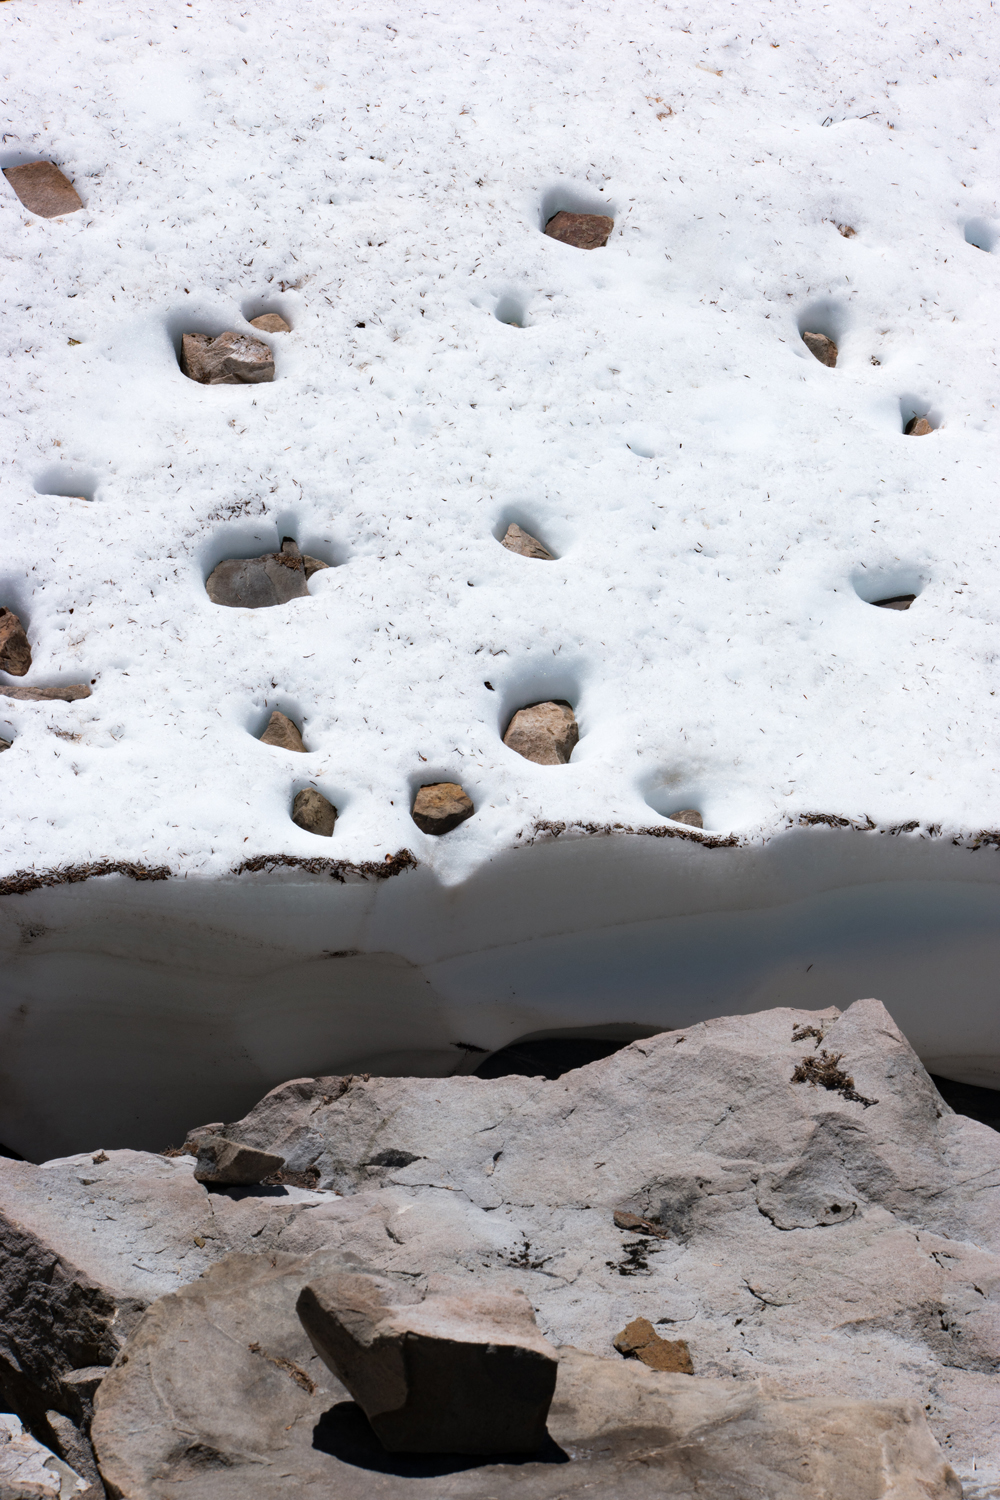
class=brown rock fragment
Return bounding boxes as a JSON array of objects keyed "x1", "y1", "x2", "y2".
[
  {"x1": 206, "y1": 551, "x2": 310, "y2": 608},
  {"x1": 544, "y1": 211, "x2": 614, "y2": 249},
  {"x1": 412, "y1": 781, "x2": 475, "y2": 835},
  {"x1": 802, "y1": 331, "x2": 838, "y2": 367},
  {"x1": 292, "y1": 788, "x2": 337, "y2": 837},
  {"x1": 500, "y1": 523, "x2": 554, "y2": 560},
  {"x1": 180, "y1": 331, "x2": 275, "y2": 385},
  {"x1": 3, "y1": 161, "x2": 83, "y2": 218},
  {"x1": 905, "y1": 416, "x2": 933, "y2": 436},
  {"x1": 249, "y1": 313, "x2": 291, "y2": 333},
  {"x1": 503, "y1": 700, "x2": 578, "y2": 765},
  {"x1": 0, "y1": 608, "x2": 31, "y2": 676},
  {"x1": 0, "y1": 739, "x2": 11, "y2": 753},
  {"x1": 259, "y1": 711, "x2": 306, "y2": 752},
  {"x1": 613, "y1": 1209, "x2": 668, "y2": 1238},
  {"x1": 613, "y1": 1317, "x2": 693, "y2": 1374},
  {"x1": 873, "y1": 595, "x2": 916, "y2": 611},
  {"x1": 193, "y1": 1135, "x2": 284, "y2": 1186},
  {"x1": 0, "y1": 683, "x2": 90, "y2": 702},
  {"x1": 669, "y1": 808, "x2": 703, "y2": 828}
]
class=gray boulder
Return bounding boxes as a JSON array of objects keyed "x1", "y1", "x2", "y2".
[
  {"x1": 297, "y1": 1271, "x2": 557, "y2": 1453},
  {"x1": 180, "y1": 331, "x2": 274, "y2": 385},
  {"x1": 503, "y1": 701, "x2": 578, "y2": 765},
  {"x1": 2, "y1": 163, "x2": 82, "y2": 219}
]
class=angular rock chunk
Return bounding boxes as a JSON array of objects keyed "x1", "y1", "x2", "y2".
[
  {"x1": 503, "y1": 700, "x2": 578, "y2": 765},
  {"x1": 873, "y1": 594, "x2": 916, "y2": 611},
  {"x1": 669, "y1": 808, "x2": 703, "y2": 828},
  {"x1": 297, "y1": 1271, "x2": 558, "y2": 1453},
  {"x1": 500, "y1": 523, "x2": 553, "y2": 560},
  {"x1": 613, "y1": 1317, "x2": 693, "y2": 1373},
  {"x1": 205, "y1": 551, "x2": 310, "y2": 608},
  {"x1": 292, "y1": 788, "x2": 337, "y2": 837},
  {"x1": 2, "y1": 162, "x2": 83, "y2": 219},
  {"x1": 259, "y1": 711, "x2": 306, "y2": 753},
  {"x1": 0, "y1": 684, "x2": 90, "y2": 702},
  {"x1": 905, "y1": 415, "x2": 933, "y2": 435},
  {"x1": 180, "y1": 331, "x2": 274, "y2": 385},
  {"x1": 0, "y1": 1413, "x2": 88, "y2": 1497},
  {"x1": 0, "y1": 609, "x2": 31, "y2": 676},
  {"x1": 411, "y1": 782, "x2": 474, "y2": 835},
  {"x1": 249, "y1": 313, "x2": 291, "y2": 333},
  {"x1": 802, "y1": 330, "x2": 838, "y2": 367},
  {"x1": 193, "y1": 1136, "x2": 284, "y2": 1186},
  {"x1": 543, "y1": 211, "x2": 614, "y2": 249}
]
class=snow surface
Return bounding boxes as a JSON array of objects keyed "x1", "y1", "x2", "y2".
[{"x1": 3, "y1": 1, "x2": 1000, "y2": 1162}]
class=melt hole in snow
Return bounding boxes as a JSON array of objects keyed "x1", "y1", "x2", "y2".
[
  {"x1": 33, "y1": 465, "x2": 98, "y2": 502},
  {"x1": 494, "y1": 294, "x2": 527, "y2": 328},
  {"x1": 626, "y1": 433, "x2": 657, "y2": 459},
  {"x1": 852, "y1": 567, "x2": 925, "y2": 609},
  {"x1": 964, "y1": 217, "x2": 996, "y2": 252},
  {"x1": 240, "y1": 295, "x2": 295, "y2": 331},
  {"x1": 796, "y1": 299, "x2": 847, "y2": 367},
  {"x1": 474, "y1": 1024, "x2": 662, "y2": 1080},
  {"x1": 644, "y1": 780, "x2": 708, "y2": 828}
]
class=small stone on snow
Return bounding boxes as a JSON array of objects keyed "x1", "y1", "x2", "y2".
[
  {"x1": 259, "y1": 711, "x2": 306, "y2": 753},
  {"x1": 0, "y1": 609, "x2": 31, "y2": 677},
  {"x1": 180, "y1": 331, "x2": 275, "y2": 385},
  {"x1": 503, "y1": 701, "x2": 579, "y2": 764},
  {"x1": 500, "y1": 523, "x2": 553, "y2": 559}
]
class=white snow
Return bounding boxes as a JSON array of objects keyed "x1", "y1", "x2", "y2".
[{"x1": 2, "y1": 0, "x2": 1000, "y2": 1150}]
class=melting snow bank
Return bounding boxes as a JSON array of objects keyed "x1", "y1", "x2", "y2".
[{"x1": 3, "y1": 821, "x2": 1000, "y2": 1159}]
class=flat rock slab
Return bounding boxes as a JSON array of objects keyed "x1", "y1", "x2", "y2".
[
  {"x1": 180, "y1": 331, "x2": 274, "y2": 385},
  {"x1": 802, "y1": 330, "x2": 838, "y2": 367},
  {"x1": 543, "y1": 212, "x2": 614, "y2": 249},
  {"x1": 503, "y1": 701, "x2": 578, "y2": 764},
  {"x1": 0, "y1": 684, "x2": 90, "y2": 702},
  {"x1": 0, "y1": 610, "x2": 31, "y2": 677},
  {"x1": 298, "y1": 1271, "x2": 557, "y2": 1453},
  {"x1": 500, "y1": 524, "x2": 553, "y2": 559},
  {"x1": 411, "y1": 782, "x2": 474, "y2": 835},
  {"x1": 3, "y1": 162, "x2": 83, "y2": 218},
  {"x1": 205, "y1": 553, "x2": 310, "y2": 608},
  {"x1": 292, "y1": 788, "x2": 337, "y2": 837},
  {"x1": 90, "y1": 1251, "x2": 959, "y2": 1499},
  {"x1": 259, "y1": 711, "x2": 306, "y2": 752},
  {"x1": 249, "y1": 314, "x2": 291, "y2": 333}
]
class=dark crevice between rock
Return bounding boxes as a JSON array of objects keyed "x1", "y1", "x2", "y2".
[
  {"x1": 475, "y1": 1037, "x2": 631, "y2": 1080},
  {"x1": 312, "y1": 1403, "x2": 569, "y2": 1475},
  {"x1": 931, "y1": 1076, "x2": 1000, "y2": 1133}
]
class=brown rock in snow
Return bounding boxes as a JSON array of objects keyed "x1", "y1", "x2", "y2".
[
  {"x1": 0, "y1": 608, "x2": 31, "y2": 676},
  {"x1": 205, "y1": 552, "x2": 310, "y2": 608},
  {"x1": 543, "y1": 211, "x2": 614, "y2": 249},
  {"x1": 905, "y1": 416, "x2": 933, "y2": 436},
  {"x1": 873, "y1": 595, "x2": 916, "y2": 611},
  {"x1": 613, "y1": 1317, "x2": 693, "y2": 1374},
  {"x1": 259, "y1": 711, "x2": 306, "y2": 753},
  {"x1": 411, "y1": 781, "x2": 475, "y2": 835},
  {"x1": 180, "y1": 331, "x2": 275, "y2": 385},
  {"x1": 280, "y1": 536, "x2": 328, "y2": 579},
  {"x1": 0, "y1": 683, "x2": 90, "y2": 701},
  {"x1": 0, "y1": 738, "x2": 11, "y2": 752},
  {"x1": 291, "y1": 788, "x2": 337, "y2": 837},
  {"x1": 249, "y1": 313, "x2": 291, "y2": 333},
  {"x1": 2, "y1": 161, "x2": 83, "y2": 218},
  {"x1": 500, "y1": 523, "x2": 554, "y2": 559},
  {"x1": 802, "y1": 331, "x2": 838, "y2": 367},
  {"x1": 297, "y1": 1270, "x2": 558, "y2": 1453},
  {"x1": 669, "y1": 808, "x2": 703, "y2": 828},
  {"x1": 193, "y1": 1136, "x2": 284, "y2": 1186},
  {"x1": 503, "y1": 701, "x2": 579, "y2": 765}
]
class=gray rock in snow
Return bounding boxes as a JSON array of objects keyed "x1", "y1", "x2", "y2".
[
  {"x1": 205, "y1": 551, "x2": 310, "y2": 608},
  {"x1": 802, "y1": 330, "x2": 838, "y2": 367},
  {"x1": 503, "y1": 701, "x2": 578, "y2": 765},
  {"x1": 180, "y1": 331, "x2": 274, "y2": 385}
]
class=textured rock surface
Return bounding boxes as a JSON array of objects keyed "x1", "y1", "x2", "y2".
[
  {"x1": 905, "y1": 415, "x2": 934, "y2": 435},
  {"x1": 180, "y1": 331, "x2": 274, "y2": 385},
  {"x1": 500, "y1": 523, "x2": 553, "y2": 559},
  {"x1": 249, "y1": 313, "x2": 291, "y2": 333},
  {"x1": 668, "y1": 807, "x2": 703, "y2": 828},
  {"x1": 612, "y1": 1317, "x2": 692, "y2": 1373},
  {"x1": 298, "y1": 1271, "x2": 557, "y2": 1453},
  {"x1": 802, "y1": 330, "x2": 838, "y2": 366},
  {"x1": 2, "y1": 162, "x2": 82, "y2": 219},
  {"x1": 543, "y1": 212, "x2": 614, "y2": 249},
  {"x1": 291, "y1": 787, "x2": 337, "y2": 836},
  {"x1": 0, "y1": 611, "x2": 31, "y2": 677},
  {"x1": 0, "y1": 1413, "x2": 88, "y2": 1497},
  {"x1": 193, "y1": 1136, "x2": 284, "y2": 1185},
  {"x1": 259, "y1": 710, "x2": 306, "y2": 752},
  {"x1": 411, "y1": 782, "x2": 474, "y2": 835},
  {"x1": 89, "y1": 1252, "x2": 960, "y2": 1499},
  {"x1": 198, "y1": 1000, "x2": 1000, "y2": 1480},
  {"x1": 205, "y1": 551, "x2": 310, "y2": 608},
  {"x1": 0, "y1": 685, "x2": 90, "y2": 702},
  {"x1": 503, "y1": 701, "x2": 578, "y2": 765}
]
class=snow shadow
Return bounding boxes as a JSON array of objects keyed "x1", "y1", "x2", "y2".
[
  {"x1": 538, "y1": 182, "x2": 615, "y2": 230},
  {"x1": 851, "y1": 563, "x2": 927, "y2": 607},
  {"x1": 964, "y1": 217, "x2": 996, "y2": 252},
  {"x1": 898, "y1": 394, "x2": 939, "y2": 433},
  {"x1": 33, "y1": 465, "x2": 98, "y2": 503},
  {"x1": 0, "y1": 575, "x2": 35, "y2": 636},
  {"x1": 643, "y1": 772, "x2": 710, "y2": 829},
  {"x1": 491, "y1": 507, "x2": 559, "y2": 557},
  {"x1": 625, "y1": 430, "x2": 657, "y2": 459},
  {"x1": 494, "y1": 293, "x2": 528, "y2": 328},
  {"x1": 796, "y1": 298, "x2": 849, "y2": 346}
]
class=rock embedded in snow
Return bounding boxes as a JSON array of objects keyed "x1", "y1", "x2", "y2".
[
  {"x1": 179, "y1": 331, "x2": 275, "y2": 385},
  {"x1": 500, "y1": 523, "x2": 554, "y2": 559},
  {"x1": 503, "y1": 701, "x2": 579, "y2": 764},
  {"x1": 411, "y1": 780, "x2": 474, "y2": 834},
  {"x1": 0, "y1": 738, "x2": 11, "y2": 752},
  {"x1": 669, "y1": 808, "x2": 704, "y2": 828},
  {"x1": 802, "y1": 330, "x2": 838, "y2": 367},
  {"x1": 613, "y1": 1317, "x2": 693, "y2": 1373},
  {"x1": 543, "y1": 211, "x2": 614, "y2": 249},
  {"x1": 2, "y1": 161, "x2": 82, "y2": 219},
  {"x1": 297, "y1": 1271, "x2": 559, "y2": 1453},
  {"x1": 193, "y1": 1135, "x2": 284, "y2": 1185},
  {"x1": 278, "y1": 536, "x2": 329, "y2": 579},
  {"x1": 249, "y1": 313, "x2": 291, "y2": 333},
  {"x1": 205, "y1": 550, "x2": 310, "y2": 608},
  {"x1": 0, "y1": 609, "x2": 31, "y2": 677},
  {"x1": 259, "y1": 710, "x2": 306, "y2": 753},
  {"x1": 291, "y1": 787, "x2": 337, "y2": 836},
  {"x1": 873, "y1": 594, "x2": 916, "y2": 611},
  {"x1": 0, "y1": 684, "x2": 90, "y2": 702},
  {"x1": 905, "y1": 416, "x2": 934, "y2": 435}
]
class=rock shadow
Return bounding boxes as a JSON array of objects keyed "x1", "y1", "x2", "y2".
[
  {"x1": 538, "y1": 183, "x2": 615, "y2": 230},
  {"x1": 494, "y1": 293, "x2": 528, "y2": 327},
  {"x1": 852, "y1": 564, "x2": 926, "y2": 609},
  {"x1": 964, "y1": 217, "x2": 996, "y2": 252},
  {"x1": 313, "y1": 1402, "x2": 569, "y2": 1475},
  {"x1": 899, "y1": 394, "x2": 938, "y2": 435},
  {"x1": 475, "y1": 1024, "x2": 660, "y2": 1080},
  {"x1": 33, "y1": 465, "x2": 98, "y2": 502}
]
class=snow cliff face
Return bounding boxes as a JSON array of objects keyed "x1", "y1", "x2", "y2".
[{"x1": 2, "y1": 0, "x2": 1000, "y2": 1152}]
